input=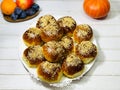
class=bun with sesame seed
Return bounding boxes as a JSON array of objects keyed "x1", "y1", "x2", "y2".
[
  {"x1": 73, "y1": 24, "x2": 93, "y2": 43},
  {"x1": 23, "y1": 27, "x2": 43, "y2": 47},
  {"x1": 42, "y1": 41, "x2": 66, "y2": 63},
  {"x1": 23, "y1": 45, "x2": 45, "y2": 67},
  {"x1": 37, "y1": 61, "x2": 63, "y2": 83},
  {"x1": 75, "y1": 41, "x2": 97, "y2": 64},
  {"x1": 62, "y1": 53, "x2": 84, "y2": 78},
  {"x1": 57, "y1": 16, "x2": 76, "y2": 37},
  {"x1": 60, "y1": 35, "x2": 74, "y2": 55},
  {"x1": 36, "y1": 15, "x2": 63, "y2": 42}
]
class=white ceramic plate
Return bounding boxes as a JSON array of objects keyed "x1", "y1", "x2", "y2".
[{"x1": 19, "y1": 20, "x2": 98, "y2": 87}]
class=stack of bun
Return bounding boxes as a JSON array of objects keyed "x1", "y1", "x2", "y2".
[{"x1": 22, "y1": 14, "x2": 97, "y2": 83}]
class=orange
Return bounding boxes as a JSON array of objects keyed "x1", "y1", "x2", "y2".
[
  {"x1": 2, "y1": 0, "x2": 13, "y2": 2},
  {"x1": 1, "y1": 0, "x2": 17, "y2": 15}
]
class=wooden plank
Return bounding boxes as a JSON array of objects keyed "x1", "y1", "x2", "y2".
[
  {"x1": 98, "y1": 50, "x2": 120, "y2": 61},
  {"x1": 0, "y1": 45, "x2": 120, "y2": 61},
  {"x1": 72, "y1": 76, "x2": 120, "y2": 90},
  {"x1": 0, "y1": 23, "x2": 31, "y2": 36},
  {"x1": 1, "y1": 23, "x2": 120, "y2": 37},
  {"x1": 0, "y1": 37, "x2": 119, "y2": 62},
  {"x1": 87, "y1": 61, "x2": 120, "y2": 76},
  {"x1": 91, "y1": 24, "x2": 120, "y2": 37},
  {"x1": 0, "y1": 75, "x2": 46, "y2": 90},
  {"x1": 0, "y1": 48, "x2": 18, "y2": 60},
  {"x1": 0, "y1": 75, "x2": 120, "y2": 90},
  {"x1": 0, "y1": 60, "x2": 27, "y2": 74},
  {"x1": 96, "y1": 37, "x2": 120, "y2": 49},
  {"x1": 0, "y1": 33, "x2": 120, "y2": 49},
  {"x1": 0, "y1": 36, "x2": 19, "y2": 48},
  {"x1": 0, "y1": 60, "x2": 120, "y2": 76}
]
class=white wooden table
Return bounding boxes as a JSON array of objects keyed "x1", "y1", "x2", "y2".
[{"x1": 0, "y1": 0, "x2": 120, "y2": 90}]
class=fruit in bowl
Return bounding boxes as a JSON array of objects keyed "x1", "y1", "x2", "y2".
[
  {"x1": 0, "y1": 0, "x2": 40, "y2": 22},
  {"x1": 16, "y1": 0, "x2": 34, "y2": 10}
]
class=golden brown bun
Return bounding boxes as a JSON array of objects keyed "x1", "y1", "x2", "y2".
[
  {"x1": 40, "y1": 24, "x2": 63, "y2": 42},
  {"x1": 42, "y1": 41, "x2": 65, "y2": 63},
  {"x1": 62, "y1": 53, "x2": 84, "y2": 78},
  {"x1": 23, "y1": 45, "x2": 45, "y2": 68},
  {"x1": 75, "y1": 41, "x2": 97, "y2": 64},
  {"x1": 73, "y1": 24, "x2": 93, "y2": 43},
  {"x1": 60, "y1": 35, "x2": 73, "y2": 52},
  {"x1": 36, "y1": 14, "x2": 63, "y2": 42},
  {"x1": 36, "y1": 15, "x2": 57, "y2": 29},
  {"x1": 57, "y1": 16, "x2": 76, "y2": 37},
  {"x1": 23, "y1": 27, "x2": 43, "y2": 47},
  {"x1": 37, "y1": 61, "x2": 63, "y2": 83}
]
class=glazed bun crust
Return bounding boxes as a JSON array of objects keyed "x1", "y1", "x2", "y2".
[
  {"x1": 23, "y1": 27, "x2": 43, "y2": 47},
  {"x1": 57, "y1": 16, "x2": 76, "y2": 36},
  {"x1": 23, "y1": 45, "x2": 45, "y2": 67},
  {"x1": 62, "y1": 62, "x2": 84, "y2": 78},
  {"x1": 75, "y1": 41, "x2": 97, "y2": 64},
  {"x1": 36, "y1": 15, "x2": 57, "y2": 29},
  {"x1": 60, "y1": 35, "x2": 73, "y2": 52},
  {"x1": 73, "y1": 24, "x2": 93, "y2": 43},
  {"x1": 62, "y1": 53, "x2": 84, "y2": 78},
  {"x1": 40, "y1": 24, "x2": 63, "y2": 42},
  {"x1": 37, "y1": 61, "x2": 63, "y2": 83},
  {"x1": 36, "y1": 15, "x2": 63, "y2": 42},
  {"x1": 42, "y1": 41, "x2": 65, "y2": 62}
]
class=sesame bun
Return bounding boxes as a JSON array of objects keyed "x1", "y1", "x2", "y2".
[
  {"x1": 60, "y1": 35, "x2": 73, "y2": 52},
  {"x1": 36, "y1": 14, "x2": 63, "y2": 42},
  {"x1": 40, "y1": 23, "x2": 63, "y2": 42},
  {"x1": 37, "y1": 61, "x2": 63, "y2": 83},
  {"x1": 23, "y1": 45, "x2": 45, "y2": 67},
  {"x1": 62, "y1": 53, "x2": 84, "y2": 78},
  {"x1": 73, "y1": 24, "x2": 93, "y2": 43},
  {"x1": 57, "y1": 16, "x2": 76, "y2": 37},
  {"x1": 36, "y1": 15, "x2": 57, "y2": 29},
  {"x1": 75, "y1": 41, "x2": 97, "y2": 64},
  {"x1": 23, "y1": 27, "x2": 43, "y2": 47},
  {"x1": 42, "y1": 41, "x2": 65, "y2": 63}
]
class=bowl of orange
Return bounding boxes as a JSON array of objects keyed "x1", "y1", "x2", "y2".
[{"x1": 0, "y1": 0, "x2": 40, "y2": 22}]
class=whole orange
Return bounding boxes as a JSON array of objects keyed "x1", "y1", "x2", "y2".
[
  {"x1": 1, "y1": 0, "x2": 17, "y2": 15},
  {"x1": 2, "y1": 0, "x2": 13, "y2": 2}
]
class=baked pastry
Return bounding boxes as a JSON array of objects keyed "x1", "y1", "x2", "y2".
[
  {"x1": 36, "y1": 14, "x2": 63, "y2": 42},
  {"x1": 62, "y1": 53, "x2": 84, "y2": 78},
  {"x1": 60, "y1": 35, "x2": 73, "y2": 52},
  {"x1": 75, "y1": 41, "x2": 97, "y2": 64},
  {"x1": 57, "y1": 16, "x2": 76, "y2": 36},
  {"x1": 40, "y1": 23, "x2": 63, "y2": 42},
  {"x1": 36, "y1": 14, "x2": 57, "y2": 29},
  {"x1": 23, "y1": 45, "x2": 45, "y2": 67},
  {"x1": 37, "y1": 61, "x2": 63, "y2": 83},
  {"x1": 73, "y1": 24, "x2": 93, "y2": 43},
  {"x1": 42, "y1": 41, "x2": 65, "y2": 62},
  {"x1": 23, "y1": 27, "x2": 43, "y2": 46}
]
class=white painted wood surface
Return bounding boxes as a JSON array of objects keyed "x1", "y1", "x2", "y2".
[{"x1": 0, "y1": 0, "x2": 120, "y2": 90}]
